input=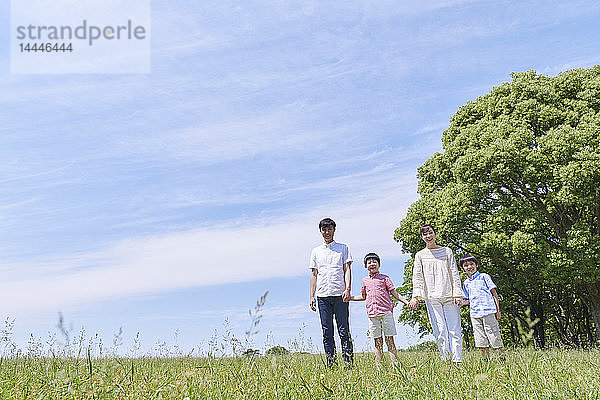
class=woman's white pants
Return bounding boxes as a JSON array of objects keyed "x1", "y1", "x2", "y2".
[{"x1": 425, "y1": 299, "x2": 463, "y2": 362}]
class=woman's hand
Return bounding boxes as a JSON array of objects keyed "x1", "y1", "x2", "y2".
[{"x1": 408, "y1": 297, "x2": 419, "y2": 311}]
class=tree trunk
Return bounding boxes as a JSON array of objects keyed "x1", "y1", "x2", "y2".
[
  {"x1": 509, "y1": 316, "x2": 518, "y2": 346},
  {"x1": 582, "y1": 281, "x2": 600, "y2": 344},
  {"x1": 532, "y1": 312, "x2": 546, "y2": 348}
]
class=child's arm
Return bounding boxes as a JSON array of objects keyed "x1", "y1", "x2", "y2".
[
  {"x1": 490, "y1": 288, "x2": 501, "y2": 320},
  {"x1": 390, "y1": 289, "x2": 410, "y2": 306},
  {"x1": 350, "y1": 293, "x2": 366, "y2": 301},
  {"x1": 384, "y1": 276, "x2": 409, "y2": 307},
  {"x1": 351, "y1": 281, "x2": 367, "y2": 301},
  {"x1": 459, "y1": 281, "x2": 469, "y2": 307}
]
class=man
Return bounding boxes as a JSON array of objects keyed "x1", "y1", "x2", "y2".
[{"x1": 309, "y1": 217, "x2": 353, "y2": 368}]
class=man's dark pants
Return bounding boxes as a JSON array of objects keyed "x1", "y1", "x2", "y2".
[{"x1": 317, "y1": 295, "x2": 353, "y2": 367}]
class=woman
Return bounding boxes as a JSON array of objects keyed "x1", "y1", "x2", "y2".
[{"x1": 408, "y1": 224, "x2": 464, "y2": 363}]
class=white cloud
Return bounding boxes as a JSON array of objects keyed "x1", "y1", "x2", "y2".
[
  {"x1": 541, "y1": 57, "x2": 600, "y2": 76},
  {"x1": 412, "y1": 122, "x2": 448, "y2": 137},
  {"x1": 135, "y1": 104, "x2": 312, "y2": 162},
  {"x1": 1, "y1": 178, "x2": 416, "y2": 318}
]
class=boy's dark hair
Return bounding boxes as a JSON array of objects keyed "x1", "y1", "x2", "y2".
[
  {"x1": 419, "y1": 224, "x2": 435, "y2": 235},
  {"x1": 319, "y1": 218, "x2": 336, "y2": 230},
  {"x1": 459, "y1": 254, "x2": 479, "y2": 269},
  {"x1": 364, "y1": 252, "x2": 380, "y2": 265}
]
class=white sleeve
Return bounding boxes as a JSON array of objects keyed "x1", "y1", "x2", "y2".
[
  {"x1": 447, "y1": 248, "x2": 464, "y2": 298},
  {"x1": 309, "y1": 248, "x2": 318, "y2": 270},
  {"x1": 345, "y1": 245, "x2": 353, "y2": 264},
  {"x1": 412, "y1": 252, "x2": 425, "y2": 298}
]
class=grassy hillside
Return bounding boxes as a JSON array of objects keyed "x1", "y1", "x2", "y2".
[{"x1": 1, "y1": 349, "x2": 598, "y2": 399}]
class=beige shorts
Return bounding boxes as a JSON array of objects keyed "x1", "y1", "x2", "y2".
[
  {"x1": 368, "y1": 312, "x2": 397, "y2": 338},
  {"x1": 471, "y1": 314, "x2": 503, "y2": 348}
]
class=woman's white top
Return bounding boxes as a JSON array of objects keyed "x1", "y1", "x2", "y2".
[{"x1": 412, "y1": 246, "x2": 464, "y2": 301}]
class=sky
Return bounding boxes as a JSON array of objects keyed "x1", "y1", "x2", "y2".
[{"x1": 2, "y1": 0, "x2": 600, "y2": 356}]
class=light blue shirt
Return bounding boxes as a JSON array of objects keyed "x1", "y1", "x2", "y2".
[{"x1": 462, "y1": 272, "x2": 498, "y2": 318}]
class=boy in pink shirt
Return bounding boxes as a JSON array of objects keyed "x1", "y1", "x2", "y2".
[{"x1": 351, "y1": 253, "x2": 409, "y2": 367}]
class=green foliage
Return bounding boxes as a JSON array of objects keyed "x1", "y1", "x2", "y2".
[
  {"x1": 516, "y1": 308, "x2": 541, "y2": 347},
  {"x1": 242, "y1": 348, "x2": 260, "y2": 357},
  {"x1": 395, "y1": 66, "x2": 600, "y2": 347},
  {"x1": 405, "y1": 340, "x2": 438, "y2": 352},
  {"x1": 266, "y1": 345, "x2": 289, "y2": 356}
]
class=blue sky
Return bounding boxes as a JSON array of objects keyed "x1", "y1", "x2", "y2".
[{"x1": 2, "y1": 0, "x2": 600, "y2": 355}]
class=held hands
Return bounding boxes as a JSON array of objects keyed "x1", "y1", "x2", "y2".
[
  {"x1": 342, "y1": 289, "x2": 351, "y2": 302},
  {"x1": 408, "y1": 297, "x2": 419, "y2": 311},
  {"x1": 495, "y1": 310, "x2": 502, "y2": 320}
]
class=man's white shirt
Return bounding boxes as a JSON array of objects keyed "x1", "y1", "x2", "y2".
[{"x1": 309, "y1": 241, "x2": 352, "y2": 297}]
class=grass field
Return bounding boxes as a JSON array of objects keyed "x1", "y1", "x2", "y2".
[{"x1": 1, "y1": 348, "x2": 599, "y2": 399}]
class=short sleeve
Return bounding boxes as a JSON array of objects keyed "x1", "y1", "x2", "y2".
[
  {"x1": 309, "y1": 249, "x2": 318, "y2": 270},
  {"x1": 483, "y1": 273, "x2": 496, "y2": 291},
  {"x1": 345, "y1": 245, "x2": 353, "y2": 264},
  {"x1": 385, "y1": 275, "x2": 395, "y2": 292}
]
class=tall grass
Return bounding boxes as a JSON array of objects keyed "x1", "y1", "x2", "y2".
[
  {"x1": 1, "y1": 348, "x2": 599, "y2": 399},
  {"x1": 1, "y1": 295, "x2": 598, "y2": 399}
]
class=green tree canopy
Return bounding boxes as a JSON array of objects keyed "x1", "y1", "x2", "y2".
[
  {"x1": 242, "y1": 348, "x2": 260, "y2": 357},
  {"x1": 265, "y1": 345, "x2": 289, "y2": 356},
  {"x1": 395, "y1": 66, "x2": 600, "y2": 347}
]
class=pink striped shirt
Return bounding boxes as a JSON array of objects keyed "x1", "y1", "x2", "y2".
[{"x1": 361, "y1": 273, "x2": 395, "y2": 317}]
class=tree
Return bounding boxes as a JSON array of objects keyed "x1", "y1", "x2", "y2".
[
  {"x1": 395, "y1": 66, "x2": 600, "y2": 346},
  {"x1": 242, "y1": 348, "x2": 260, "y2": 357},
  {"x1": 265, "y1": 345, "x2": 289, "y2": 356}
]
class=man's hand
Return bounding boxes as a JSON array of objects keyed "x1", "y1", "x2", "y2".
[
  {"x1": 408, "y1": 297, "x2": 419, "y2": 311},
  {"x1": 453, "y1": 297, "x2": 462, "y2": 306},
  {"x1": 310, "y1": 297, "x2": 316, "y2": 311},
  {"x1": 342, "y1": 289, "x2": 350, "y2": 302}
]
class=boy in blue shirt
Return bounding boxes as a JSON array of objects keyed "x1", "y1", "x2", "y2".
[{"x1": 459, "y1": 254, "x2": 505, "y2": 360}]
